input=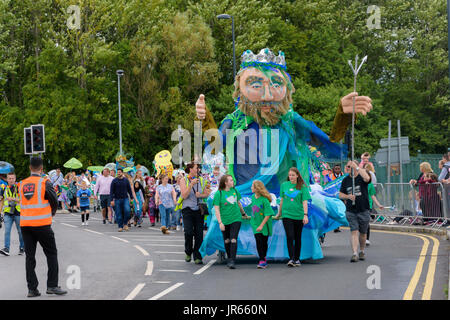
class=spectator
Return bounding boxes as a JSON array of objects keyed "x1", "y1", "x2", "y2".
[
  {"x1": 339, "y1": 160, "x2": 371, "y2": 263},
  {"x1": 328, "y1": 164, "x2": 344, "y2": 181},
  {"x1": 359, "y1": 152, "x2": 373, "y2": 168},
  {"x1": 0, "y1": 173, "x2": 25, "y2": 256},
  {"x1": 438, "y1": 152, "x2": 450, "y2": 182},
  {"x1": 363, "y1": 163, "x2": 377, "y2": 185}
]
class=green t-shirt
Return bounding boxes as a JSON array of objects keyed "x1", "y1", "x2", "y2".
[
  {"x1": 368, "y1": 183, "x2": 376, "y2": 209},
  {"x1": 280, "y1": 181, "x2": 311, "y2": 220},
  {"x1": 213, "y1": 188, "x2": 242, "y2": 225},
  {"x1": 250, "y1": 195, "x2": 274, "y2": 236}
]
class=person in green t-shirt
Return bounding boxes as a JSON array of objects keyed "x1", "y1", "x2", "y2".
[
  {"x1": 366, "y1": 176, "x2": 383, "y2": 246},
  {"x1": 214, "y1": 175, "x2": 249, "y2": 269},
  {"x1": 250, "y1": 180, "x2": 274, "y2": 269},
  {"x1": 274, "y1": 167, "x2": 311, "y2": 267}
]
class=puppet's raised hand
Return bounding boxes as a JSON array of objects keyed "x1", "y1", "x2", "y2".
[
  {"x1": 195, "y1": 94, "x2": 207, "y2": 120},
  {"x1": 340, "y1": 92, "x2": 373, "y2": 116}
]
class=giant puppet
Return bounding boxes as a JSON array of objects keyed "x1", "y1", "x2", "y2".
[{"x1": 197, "y1": 49, "x2": 373, "y2": 260}]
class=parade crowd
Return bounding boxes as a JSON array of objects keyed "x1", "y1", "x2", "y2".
[{"x1": 0, "y1": 152, "x2": 449, "y2": 274}]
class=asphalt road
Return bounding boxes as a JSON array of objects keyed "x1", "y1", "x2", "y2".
[{"x1": 0, "y1": 211, "x2": 448, "y2": 300}]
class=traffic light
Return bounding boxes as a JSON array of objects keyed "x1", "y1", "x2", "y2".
[
  {"x1": 31, "y1": 124, "x2": 45, "y2": 153},
  {"x1": 24, "y1": 127, "x2": 32, "y2": 155}
]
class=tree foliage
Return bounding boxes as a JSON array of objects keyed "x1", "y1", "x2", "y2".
[{"x1": 0, "y1": 0, "x2": 448, "y2": 177}]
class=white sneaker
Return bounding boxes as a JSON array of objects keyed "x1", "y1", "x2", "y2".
[
  {"x1": 85, "y1": 221, "x2": 89, "y2": 226},
  {"x1": 176, "y1": 225, "x2": 180, "y2": 231},
  {"x1": 366, "y1": 240, "x2": 371, "y2": 246},
  {"x1": 81, "y1": 222, "x2": 85, "y2": 226}
]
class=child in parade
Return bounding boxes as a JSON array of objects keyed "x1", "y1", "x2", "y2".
[
  {"x1": 77, "y1": 181, "x2": 92, "y2": 226},
  {"x1": 250, "y1": 180, "x2": 274, "y2": 269},
  {"x1": 214, "y1": 175, "x2": 249, "y2": 269}
]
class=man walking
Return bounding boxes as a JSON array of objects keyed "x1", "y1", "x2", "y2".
[
  {"x1": 0, "y1": 172, "x2": 25, "y2": 256},
  {"x1": 18, "y1": 157, "x2": 67, "y2": 297},
  {"x1": 95, "y1": 168, "x2": 114, "y2": 224},
  {"x1": 339, "y1": 160, "x2": 371, "y2": 262},
  {"x1": 110, "y1": 168, "x2": 137, "y2": 232}
]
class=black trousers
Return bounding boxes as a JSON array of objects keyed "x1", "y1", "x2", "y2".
[
  {"x1": 254, "y1": 233, "x2": 269, "y2": 260},
  {"x1": 282, "y1": 218, "x2": 304, "y2": 261},
  {"x1": 21, "y1": 225, "x2": 59, "y2": 290},
  {"x1": 221, "y1": 221, "x2": 241, "y2": 260},
  {"x1": 182, "y1": 207, "x2": 204, "y2": 260}
]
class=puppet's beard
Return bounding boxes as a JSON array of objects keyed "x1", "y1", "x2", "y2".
[{"x1": 238, "y1": 97, "x2": 289, "y2": 126}]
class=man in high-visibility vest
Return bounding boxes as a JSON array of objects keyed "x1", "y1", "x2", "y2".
[
  {"x1": 19, "y1": 157, "x2": 67, "y2": 298},
  {"x1": 0, "y1": 172, "x2": 24, "y2": 256}
]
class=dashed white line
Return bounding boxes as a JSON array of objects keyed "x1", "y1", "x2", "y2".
[
  {"x1": 84, "y1": 229, "x2": 104, "y2": 235},
  {"x1": 149, "y1": 282, "x2": 184, "y2": 300},
  {"x1": 124, "y1": 283, "x2": 146, "y2": 300},
  {"x1": 162, "y1": 259, "x2": 185, "y2": 262},
  {"x1": 193, "y1": 259, "x2": 217, "y2": 275},
  {"x1": 60, "y1": 223, "x2": 77, "y2": 228},
  {"x1": 134, "y1": 245, "x2": 150, "y2": 256},
  {"x1": 153, "y1": 281, "x2": 171, "y2": 284},
  {"x1": 144, "y1": 244, "x2": 184, "y2": 247},
  {"x1": 155, "y1": 251, "x2": 185, "y2": 254},
  {"x1": 159, "y1": 269, "x2": 190, "y2": 273},
  {"x1": 145, "y1": 261, "x2": 154, "y2": 276},
  {"x1": 111, "y1": 236, "x2": 130, "y2": 243}
]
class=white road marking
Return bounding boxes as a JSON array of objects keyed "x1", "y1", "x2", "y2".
[
  {"x1": 149, "y1": 282, "x2": 184, "y2": 300},
  {"x1": 124, "y1": 283, "x2": 145, "y2": 300},
  {"x1": 153, "y1": 281, "x2": 171, "y2": 284},
  {"x1": 111, "y1": 236, "x2": 129, "y2": 243},
  {"x1": 162, "y1": 259, "x2": 185, "y2": 262},
  {"x1": 159, "y1": 269, "x2": 189, "y2": 272},
  {"x1": 84, "y1": 229, "x2": 104, "y2": 235},
  {"x1": 193, "y1": 259, "x2": 217, "y2": 275},
  {"x1": 134, "y1": 245, "x2": 150, "y2": 256},
  {"x1": 145, "y1": 261, "x2": 154, "y2": 276},
  {"x1": 60, "y1": 223, "x2": 77, "y2": 228},
  {"x1": 144, "y1": 244, "x2": 184, "y2": 247},
  {"x1": 155, "y1": 251, "x2": 185, "y2": 254}
]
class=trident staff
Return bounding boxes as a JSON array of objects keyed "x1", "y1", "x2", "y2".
[{"x1": 347, "y1": 55, "x2": 367, "y2": 204}]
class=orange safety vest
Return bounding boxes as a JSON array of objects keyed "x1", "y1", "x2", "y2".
[{"x1": 19, "y1": 175, "x2": 52, "y2": 227}]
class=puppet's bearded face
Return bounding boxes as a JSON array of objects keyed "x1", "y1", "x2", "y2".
[{"x1": 233, "y1": 67, "x2": 293, "y2": 126}]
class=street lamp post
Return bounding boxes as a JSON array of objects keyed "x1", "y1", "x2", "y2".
[
  {"x1": 217, "y1": 14, "x2": 236, "y2": 82},
  {"x1": 116, "y1": 69, "x2": 124, "y2": 155}
]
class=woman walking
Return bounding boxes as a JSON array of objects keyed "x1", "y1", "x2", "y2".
[
  {"x1": 274, "y1": 167, "x2": 310, "y2": 267},
  {"x1": 144, "y1": 177, "x2": 157, "y2": 226},
  {"x1": 155, "y1": 174, "x2": 177, "y2": 234},
  {"x1": 214, "y1": 175, "x2": 248, "y2": 269}
]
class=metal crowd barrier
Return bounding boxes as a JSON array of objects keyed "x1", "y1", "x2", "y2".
[{"x1": 371, "y1": 182, "x2": 449, "y2": 229}]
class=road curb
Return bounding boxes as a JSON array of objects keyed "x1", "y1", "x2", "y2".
[{"x1": 369, "y1": 223, "x2": 449, "y2": 240}]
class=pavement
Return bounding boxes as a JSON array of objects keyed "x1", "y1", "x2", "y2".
[{"x1": 0, "y1": 210, "x2": 448, "y2": 300}]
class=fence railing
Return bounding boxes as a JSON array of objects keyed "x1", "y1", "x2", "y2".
[{"x1": 371, "y1": 182, "x2": 449, "y2": 229}]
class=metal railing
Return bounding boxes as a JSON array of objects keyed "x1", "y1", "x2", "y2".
[{"x1": 371, "y1": 182, "x2": 449, "y2": 229}]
